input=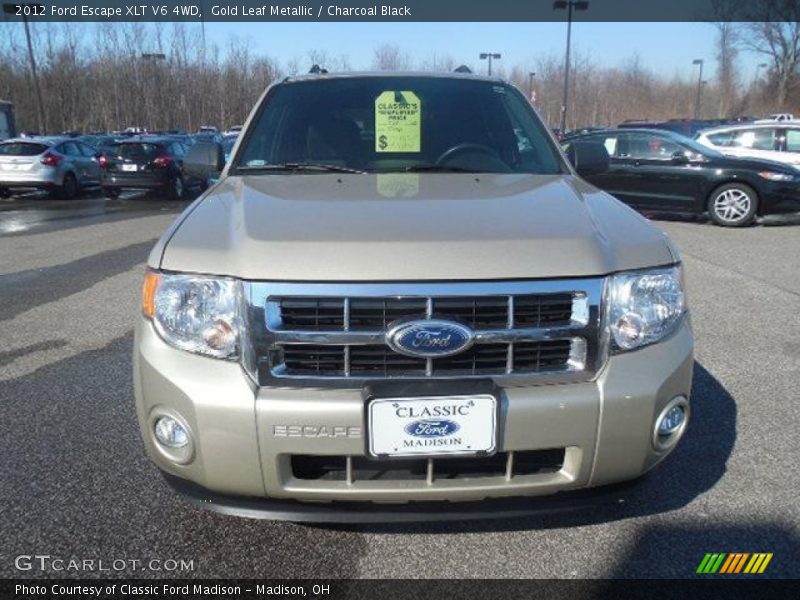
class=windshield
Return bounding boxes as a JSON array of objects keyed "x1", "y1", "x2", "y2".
[{"x1": 234, "y1": 76, "x2": 564, "y2": 175}]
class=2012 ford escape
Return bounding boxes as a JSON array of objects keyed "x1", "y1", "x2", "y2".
[{"x1": 134, "y1": 72, "x2": 693, "y2": 522}]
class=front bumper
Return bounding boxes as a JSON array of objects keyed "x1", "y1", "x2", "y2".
[
  {"x1": 160, "y1": 469, "x2": 645, "y2": 523},
  {"x1": 134, "y1": 317, "x2": 694, "y2": 515},
  {"x1": 761, "y1": 183, "x2": 800, "y2": 216}
]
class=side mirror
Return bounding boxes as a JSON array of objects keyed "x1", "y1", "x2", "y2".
[
  {"x1": 566, "y1": 141, "x2": 610, "y2": 176},
  {"x1": 671, "y1": 150, "x2": 689, "y2": 164},
  {"x1": 184, "y1": 141, "x2": 225, "y2": 181}
]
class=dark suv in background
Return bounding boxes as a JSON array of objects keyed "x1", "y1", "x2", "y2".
[{"x1": 100, "y1": 137, "x2": 197, "y2": 199}]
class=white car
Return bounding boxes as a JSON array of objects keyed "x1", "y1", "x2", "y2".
[{"x1": 695, "y1": 123, "x2": 800, "y2": 169}]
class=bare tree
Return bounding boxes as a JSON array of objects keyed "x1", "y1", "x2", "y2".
[
  {"x1": 711, "y1": 0, "x2": 740, "y2": 117},
  {"x1": 739, "y1": 0, "x2": 800, "y2": 110},
  {"x1": 419, "y1": 53, "x2": 456, "y2": 72},
  {"x1": 3, "y1": 21, "x2": 800, "y2": 135},
  {"x1": 372, "y1": 44, "x2": 411, "y2": 71},
  {"x1": 714, "y1": 22, "x2": 738, "y2": 117},
  {"x1": 305, "y1": 49, "x2": 350, "y2": 72}
]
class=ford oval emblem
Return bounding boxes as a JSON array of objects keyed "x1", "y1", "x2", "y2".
[
  {"x1": 404, "y1": 419, "x2": 461, "y2": 438},
  {"x1": 387, "y1": 319, "x2": 475, "y2": 358}
]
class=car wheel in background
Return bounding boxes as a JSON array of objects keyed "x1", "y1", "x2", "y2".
[
  {"x1": 55, "y1": 173, "x2": 78, "y2": 200},
  {"x1": 103, "y1": 188, "x2": 121, "y2": 199},
  {"x1": 707, "y1": 183, "x2": 758, "y2": 227},
  {"x1": 0, "y1": 187, "x2": 10, "y2": 199},
  {"x1": 168, "y1": 175, "x2": 184, "y2": 200}
]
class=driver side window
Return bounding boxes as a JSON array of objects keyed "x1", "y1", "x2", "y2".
[{"x1": 619, "y1": 133, "x2": 680, "y2": 159}]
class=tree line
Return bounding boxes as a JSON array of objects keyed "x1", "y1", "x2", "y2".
[{"x1": 0, "y1": 9, "x2": 798, "y2": 135}]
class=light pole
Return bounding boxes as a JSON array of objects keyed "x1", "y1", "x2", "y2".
[
  {"x1": 479, "y1": 52, "x2": 501, "y2": 76},
  {"x1": 3, "y1": 3, "x2": 46, "y2": 134},
  {"x1": 553, "y1": 0, "x2": 589, "y2": 132},
  {"x1": 692, "y1": 58, "x2": 704, "y2": 119},
  {"x1": 528, "y1": 72, "x2": 536, "y2": 102}
]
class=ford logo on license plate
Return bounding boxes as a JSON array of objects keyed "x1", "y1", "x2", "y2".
[
  {"x1": 386, "y1": 319, "x2": 475, "y2": 358},
  {"x1": 404, "y1": 419, "x2": 461, "y2": 438}
]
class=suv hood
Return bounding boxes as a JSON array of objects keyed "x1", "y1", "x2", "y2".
[{"x1": 156, "y1": 174, "x2": 676, "y2": 281}]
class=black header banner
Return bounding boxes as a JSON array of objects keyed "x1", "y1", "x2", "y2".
[{"x1": 1, "y1": 0, "x2": 797, "y2": 22}]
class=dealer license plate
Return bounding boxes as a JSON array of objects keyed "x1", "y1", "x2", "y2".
[
  {"x1": 121, "y1": 164, "x2": 138, "y2": 172},
  {"x1": 368, "y1": 394, "x2": 497, "y2": 458}
]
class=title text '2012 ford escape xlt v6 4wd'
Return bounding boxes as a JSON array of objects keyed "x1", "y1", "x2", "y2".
[{"x1": 135, "y1": 72, "x2": 693, "y2": 522}]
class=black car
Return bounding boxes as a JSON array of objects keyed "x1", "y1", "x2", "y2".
[
  {"x1": 564, "y1": 128, "x2": 800, "y2": 226},
  {"x1": 100, "y1": 137, "x2": 197, "y2": 199}
]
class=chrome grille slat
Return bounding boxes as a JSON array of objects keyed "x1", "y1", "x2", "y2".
[{"x1": 248, "y1": 279, "x2": 605, "y2": 387}]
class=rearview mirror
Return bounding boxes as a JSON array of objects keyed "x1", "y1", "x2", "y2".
[
  {"x1": 566, "y1": 141, "x2": 609, "y2": 176},
  {"x1": 184, "y1": 141, "x2": 225, "y2": 181}
]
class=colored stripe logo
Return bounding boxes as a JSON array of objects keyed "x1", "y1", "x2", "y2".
[{"x1": 696, "y1": 553, "x2": 773, "y2": 574}]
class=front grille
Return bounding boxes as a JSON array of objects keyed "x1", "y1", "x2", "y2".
[
  {"x1": 278, "y1": 298, "x2": 346, "y2": 330},
  {"x1": 291, "y1": 449, "x2": 566, "y2": 482},
  {"x1": 350, "y1": 298, "x2": 428, "y2": 330},
  {"x1": 276, "y1": 294, "x2": 574, "y2": 332},
  {"x1": 275, "y1": 340, "x2": 572, "y2": 377},
  {"x1": 250, "y1": 279, "x2": 603, "y2": 386}
]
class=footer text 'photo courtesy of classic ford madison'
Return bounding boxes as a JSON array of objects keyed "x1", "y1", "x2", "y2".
[{"x1": 134, "y1": 72, "x2": 692, "y2": 522}]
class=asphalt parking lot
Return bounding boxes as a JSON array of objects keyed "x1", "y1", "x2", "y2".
[{"x1": 1, "y1": 190, "x2": 798, "y2": 579}]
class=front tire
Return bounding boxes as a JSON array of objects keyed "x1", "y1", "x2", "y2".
[{"x1": 707, "y1": 183, "x2": 758, "y2": 227}]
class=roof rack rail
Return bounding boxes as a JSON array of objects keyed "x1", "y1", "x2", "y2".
[
  {"x1": 309, "y1": 64, "x2": 328, "y2": 74},
  {"x1": 454, "y1": 65, "x2": 472, "y2": 74}
]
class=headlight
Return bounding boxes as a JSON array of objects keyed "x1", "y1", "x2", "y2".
[
  {"x1": 142, "y1": 270, "x2": 242, "y2": 359},
  {"x1": 608, "y1": 265, "x2": 685, "y2": 351},
  {"x1": 758, "y1": 171, "x2": 795, "y2": 182}
]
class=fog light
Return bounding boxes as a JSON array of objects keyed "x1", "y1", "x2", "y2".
[
  {"x1": 653, "y1": 396, "x2": 689, "y2": 451},
  {"x1": 154, "y1": 416, "x2": 189, "y2": 448},
  {"x1": 658, "y1": 405, "x2": 686, "y2": 436}
]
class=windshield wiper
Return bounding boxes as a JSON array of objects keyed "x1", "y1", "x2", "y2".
[
  {"x1": 404, "y1": 164, "x2": 479, "y2": 173},
  {"x1": 236, "y1": 162, "x2": 366, "y2": 174}
]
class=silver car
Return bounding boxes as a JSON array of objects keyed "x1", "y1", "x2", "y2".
[
  {"x1": 695, "y1": 122, "x2": 800, "y2": 170},
  {"x1": 0, "y1": 137, "x2": 101, "y2": 199}
]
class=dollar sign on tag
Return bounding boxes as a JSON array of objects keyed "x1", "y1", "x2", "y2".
[{"x1": 378, "y1": 135, "x2": 388, "y2": 150}]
